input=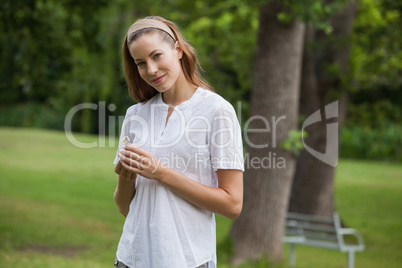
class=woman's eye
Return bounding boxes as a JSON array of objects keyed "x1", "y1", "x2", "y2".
[
  {"x1": 136, "y1": 62, "x2": 145, "y2": 67},
  {"x1": 154, "y1": 53, "x2": 161, "y2": 59}
]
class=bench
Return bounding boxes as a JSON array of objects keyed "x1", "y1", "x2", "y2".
[{"x1": 283, "y1": 212, "x2": 365, "y2": 268}]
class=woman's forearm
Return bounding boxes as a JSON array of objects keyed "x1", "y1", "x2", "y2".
[
  {"x1": 158, "y1": 169, "x2": 243, "y2": 220},
  {"x1": 118, "y1": 146, "x2": 243, "y2": 220},
  {"x1": 114, "y1": 174, "x2": 137, "y2": 217}
]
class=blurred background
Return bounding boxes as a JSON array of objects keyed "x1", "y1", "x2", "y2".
[{"x1": 0, "y1": 0, "x2": 401, "y2": 267}]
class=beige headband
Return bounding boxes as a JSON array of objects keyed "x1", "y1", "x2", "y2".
[{"x1": 127, "y1": 19, "x2": 176, "y2": 41}]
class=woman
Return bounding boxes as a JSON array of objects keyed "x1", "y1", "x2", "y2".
[{"x1": 113, "y1": 16, "x2": 244, "y2": 268}]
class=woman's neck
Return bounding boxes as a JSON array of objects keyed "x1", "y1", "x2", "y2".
[{"x1": 162, "y1": 75, "x2": 197, "y2": 106}]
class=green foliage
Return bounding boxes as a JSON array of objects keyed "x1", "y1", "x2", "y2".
[
  {"x1": 0, "y1": 102, "x2": 65, "y2": 130},
  {"x1": 0, "y1": 0, "x2": 399, "y2": 140},
  {"x1": 0, "y1": 0, "x2": 258, "y2": 132},
  {"x1": 172, "y1": 0, "x2": 258, "y2": 115},
  {"x1": 346, "y1": 100, "x2": 402, "y2": 130},
  {"x1": 281, "y1": 130, "x2": 306, "y2": 156},
  {"x1": 0, "y1": 0, "x2": 108, "y2": 103},
  {"x1": 278, "y1": 0, "x2": 352, "y2": 34},
  {"x1": 341, "y1": 0, "x2": 402, "y2": 162},
  {"x1": 340, "y1": 124, "x2": 402, "y2": 162},
  {"x1": 342, "y1": 91, "x2": 401, "y2": 162},
  {"x1": 350, "y1": 0, "x2": 402, "y2": 91}
]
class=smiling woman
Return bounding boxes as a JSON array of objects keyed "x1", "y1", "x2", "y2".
[
  {"x1": 113, "y1": 16, "x2": 244, "y2": 268},
  {"x1": 130, "y1": 31, "x2": 183, "y2": 96},
  {"x1": 122, "y1": 16, "x2": 212, "y2": 103}
]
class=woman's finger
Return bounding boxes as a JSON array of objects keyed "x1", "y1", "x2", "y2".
[
  {"x1": 124, "y1": 145, "x2": 150, "y2": 157},
  {"x1": 121, "y1": 149, "x2": 142, "y2": 162},
  {"x1": 118, "y1": 161, "x2": 135, "y2": 180},
  {"x1": 121, "y1": 159, "x2": 142, "y2": 175},
  {"x1": 119, "y1": 152, "x2": 141, "y2": 170},
  {"x1": 115, "y1": 161, "x2": 123, "y2": 174}
]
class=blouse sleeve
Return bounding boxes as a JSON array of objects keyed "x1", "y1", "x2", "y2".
[
  {"x1": 113, "y1": 104, "x2": 141, "y2": 165},
  {"x1": 209, "y1": 100, "x2": 244, "y2": 172}
]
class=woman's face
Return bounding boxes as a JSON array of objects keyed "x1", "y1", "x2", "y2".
[{"x1": 129, "y1": 33, "x2": 183, "y2": 93}]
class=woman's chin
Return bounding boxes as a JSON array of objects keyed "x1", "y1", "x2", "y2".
[{"x1": 153, "y1": 84, "x2": 172, "y2": 94}]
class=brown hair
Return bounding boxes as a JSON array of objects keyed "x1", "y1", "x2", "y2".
[{"x1": 122, "y1": 16, "x2": 213, "y2": 103}]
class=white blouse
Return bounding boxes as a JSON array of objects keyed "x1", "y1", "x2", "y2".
[{"x1": 114, "y1": 87, "x2": 244, "y2": 268}]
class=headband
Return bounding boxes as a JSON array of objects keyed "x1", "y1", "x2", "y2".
[{"x1": 127, "y1": 19, "x2": 176, "y2": 41}]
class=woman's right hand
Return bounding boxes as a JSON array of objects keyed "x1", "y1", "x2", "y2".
[
  {"x1": 115, "y1": 160, "x2": 136, "y2": 181},
  {"x1": 115, "y1": 161, "x2": 123, "y2": 174},
  {"x1": 114, "y1": 160, "x2": 137, "y2": 217}
]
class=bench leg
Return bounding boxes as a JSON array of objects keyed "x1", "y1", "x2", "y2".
[
  {"x1": 347, "y1": 251, "x2": 355, "y2": 268},
  {"x1": 289, "y1": 243, "x2": 296, "y2": 267}
]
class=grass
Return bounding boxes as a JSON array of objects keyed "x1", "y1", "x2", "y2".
[{"x1": 0, "y1": 127, "x2": 401, "y2": 267}]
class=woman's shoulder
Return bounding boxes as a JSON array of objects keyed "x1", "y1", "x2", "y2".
[
  {"x1": 198, "y1": 87, "x2": 237, "y2": 115},
  {"x1": 124, "y1": 101, "x2": 146, "y2": 116},
  {"x1": 198, "y1": 87, "x2": 233, "y2": 106},
  {"x1": 125, "y1": 93, "x2": 161, "y2": 114},
  {"x1": 126, "y1": 102, "x2": 141, "y2": 112}
]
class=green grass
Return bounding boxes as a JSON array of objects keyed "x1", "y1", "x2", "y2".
[
  {"x1": 281, "y1": 159, "x2": 402, "y2": 268},
  {"x1": 0, "y1": 127, "x2": 401, "y2": 267}
]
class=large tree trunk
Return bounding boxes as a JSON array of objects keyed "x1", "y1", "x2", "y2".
[
  {"x1": 230, "y1": 1, "x2": 305, "y2": 264},
  {"x1": 289, "y1": 1, "x2": 358, "y2": 216}
]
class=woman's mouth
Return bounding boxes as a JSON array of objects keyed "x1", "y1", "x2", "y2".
[{"x1": 152, "y1": 75, "x2": 165, "y2": 84}]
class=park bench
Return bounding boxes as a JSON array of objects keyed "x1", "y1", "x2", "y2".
[{"x1": 283, "y1": 212, "x2": 365, "y2": 268}]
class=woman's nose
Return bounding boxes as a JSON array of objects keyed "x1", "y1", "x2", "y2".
[{"x1": 147, "y1": 62, "x2": 158, "y2": 75}]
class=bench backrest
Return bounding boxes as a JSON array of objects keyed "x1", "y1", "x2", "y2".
[{"x1": 285, "y1": 212, "x2": 344, "y2": 250}]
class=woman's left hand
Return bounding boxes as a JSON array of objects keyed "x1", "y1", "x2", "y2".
[
  {"x1": 119, "y1": 146, "x2": 243, "y2": 220},
  {"x1": 118, "y1": 145, "x2": 168, "y2": 180}
]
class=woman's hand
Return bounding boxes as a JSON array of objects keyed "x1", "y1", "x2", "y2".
[
  {"x1": 118, "y1": 145, "x2": 243, "y2": 220},
  {"x1": 118, "y1": 145, "x2": 168, "y2": 181},
  {"x1": 114, "y1": 161, "x2": 123, "y2": 174},
  {"x1": 115, "y1": 160, "x2": 135, "y2": 180},
  {"x1": 114, "y1": 157, "x2": 137, "y2": 217}
]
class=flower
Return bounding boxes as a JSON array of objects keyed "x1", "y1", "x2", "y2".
[{"x1": 122, "y1": 136, "x2": 131, "y2": 146}]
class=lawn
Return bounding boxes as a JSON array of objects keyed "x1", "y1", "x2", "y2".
[{"x1": 0, "y1": 127, "x2": 401, "y2": 267}]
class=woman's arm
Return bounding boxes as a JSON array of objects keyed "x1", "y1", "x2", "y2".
[
  {"x1": 160, "y1": 168, "x2": 243, "y2": 220},
  {"x1": 113, "y1": 161, "x2": 137, "y2": 217},
  {"x1": 118, "y1": 146, "x2": 243, "y2": 220}
]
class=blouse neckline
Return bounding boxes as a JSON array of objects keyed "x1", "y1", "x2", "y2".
[{"x1": 156, "y1": 87, "x2": 202, "y2": 110}]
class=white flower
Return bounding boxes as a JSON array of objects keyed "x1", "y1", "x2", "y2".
[{"x1": 122, "y1": 136, "x2": 131, "y2": 146}]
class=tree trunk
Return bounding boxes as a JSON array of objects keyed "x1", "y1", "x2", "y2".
[
  {"x1": 289, "y1": 1, "x2": 358, "y2": 216},
  {"x1": 230, "y1": 1, "x2": 305, "y2": 264}
]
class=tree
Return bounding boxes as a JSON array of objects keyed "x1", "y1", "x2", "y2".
[
  {"x1": 230, "y1": 1, "x2": 305, "y2": 263},
  {"x1": 0, "y1": 0, "x2": 111, "y2": 131},
  {"x1": 174, "y1": 0, "x2": 259, "y2": 117},
  {"x1": 0, "y1": 0, "x2": 108, "y2": 103},
  {"x1": 349, "y1": 0, "x2": 402, "y2": 92},
  {"x1": 289, "y1": 1, "x2": 358, "y2": 216}
]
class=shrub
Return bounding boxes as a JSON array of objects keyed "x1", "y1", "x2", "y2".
[
  {"x1": 0, "y1": 103, "x2": 65, "y2": 130},
  {"x1": 340, "y1": 124, "x2": 402, "y2": 162}
]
